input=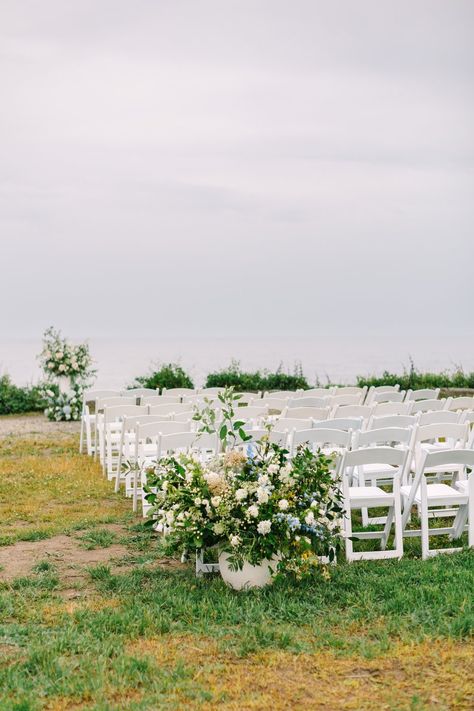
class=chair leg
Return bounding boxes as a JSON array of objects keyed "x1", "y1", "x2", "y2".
[
  {"x1": 344, "y1": 510, "x2": 354, "y2": 562},
  {"x1": 469, "y1": 479, "x2": 474, "y2": 548},
  {"x1": 79, "y1": 417, "x2": 84, "y2": 453},
  {"x1": 381, "y1": 507, "x2": 394, "y2": 551},
  {"x1": 393, "y1": 478, "x2": 403, "y2": 558},
  {"x1": 420, "y1": 477, "x2": 430, "y2": 560}
]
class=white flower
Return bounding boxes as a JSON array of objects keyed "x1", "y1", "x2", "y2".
[
  {"x1": 278, "y1": 499, "x2": 289, "y2": 511},
  {"x1": 55, "y1": 351, "x2": 63, "y2": 359},
  {"x1": 165, "y1": 511, "x2": 175, "y2": 525},
  {"x1": 213, "y1": 522, "x2": 224, "y2": 535},
  {"x1": 257, "y1": 520, "x2": 271, "y2": 535},
  {"x1": 194, "y1": 497, "x2": 202, "y2": 506},
  {"x1": 211, "y1": 496, "x2": 221, "y2": 507},
  {"x1": 305, "y1": 511, "x2": 315, "y2": 526},
  {"x1": 235, "y1": 488, "x2": 247, "y2": 501},
  {"x1": 230, "y1": 535, "x2": 241, "y2": 547},
  {"x1": 48, "y1": 363, "x2": 54, "y2": 369},
  {"x1": 248, "y1": 504, "x2": 259, "y2": 518},
  {"x1": 256, "y1": 487, "x2": 269, "y2": 504},
  {"x1": 59, "y1": 364, "x2": 66, "y2": 372},
  {"x1": 267, "y1": 465, "x2": 279, "y2": 475},
  {"x1": 204, "y1": 471, "x2": 225, "y2": 493}
]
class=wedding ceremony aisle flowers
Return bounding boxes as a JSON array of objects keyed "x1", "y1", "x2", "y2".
[
  {"x1": 143, "y1": 389, "x2": 344, "y2": 586},
  {"x1": 38, "y1": 327, "x2": 95, "y2": 421}
]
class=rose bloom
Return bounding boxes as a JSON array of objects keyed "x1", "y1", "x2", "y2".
[
  {"x1": 257, "y1": 520, "x2": 272, "y2": 535},
  {"x1": 278, "y1": 499, "x2": 289, "y2": 511},
  {"x1": 248, "y1": 505, "x2": 259, "y2": 518},
  {"x1": 235, "y1": 488, "x2": 247, "y2": 501}
]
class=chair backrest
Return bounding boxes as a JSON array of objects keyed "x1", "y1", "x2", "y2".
[
  {"x1": 282, "y1": 406, "x2": 330, "y2": 420},
  {"x1": 161, "y1": 387, "x2": 199, "y2": 396},
  {"x1": 353, "y1": 426, "x2": 414, "y2": 449},
  {"x1": 82, "y1": 389, "x2": 121, "y2": 406},
  {"x1": 313, "y1": 417, "x2": 364, "y2": 432},
  {"x1": 332, "y1": 386, "x2": 367, "y2": 397},
  {"x1": 148, "y1": 403, "x2": 193, "y2": 417},
  {"x1": 122, "y1": 415, "x2": 189, "y2": 432},
  {"x1": 368, "y1": 414, "x2": 418, "y2": 429},
  {"x1": 158, "y1": 431, "x2": 219, "y2": 458},
  {"x1": 331, "y1": 404, "x2": 373, "y2": 420},
  {"x1": 365, "y1": 384, "x2": 400, "y2": 404},
  {"x1": 140, "y1": 395, "x2": 182, "y2": 406},
  {"x1": 288, "y1": 396, "x2": 329, "y2": 409},
  {"x1": 417, "y1": 410, "x2": 460, "y2": 426},
  {"x1": 258, "y1": 398, "x2": 289, "y2": 413},
  {"x1": 371, "y1": 390, "x2": 406, "y2": 404},
  {"x1": 263, "y1": 391, "x2": 294, "y2": 399},
  {"x1": 233, "y1": 405, "x2": 269, "y2": 420},
  {"x1": 104, "y1": 404, "x2": 148, "y2": 424},
  {"x1": 241, "y1": 428, "x2": 289, "y2": 447},
  {"x1": 301, "y1": 387, "x2": 335, "y2": 397},
  {"x1": 199, "y1": 387, "x2": 225, "y2": 395},
  {"x1": 410, "y1": 398, "x2": 446, "y2": 414},
  {"x1": 460, "y1": 410, "x2": 474, "y2": 426},
  {"x1": 330, "y1": 394, "x2": 364, "y2": 407},
  {"x1": 290, "y1": 427, "x2": 352, "y2": 454},
  {"x1": 340, "y1": 445, "x2": 408, "y2": 471},
  {"x1": 123, "y1": 388, "x2": 157, "y2": 397},
  {"x1": 371, "y1": 401, "x2": 413, "y2": 417},
  {"x1": 96, "y1": 396, "x2": 136, "y2": 411},
  {"x1": 415, "y1": 421, "x2": 469, "y2": 446},
  {"x1": 446, "y1": 396, "x2": 474, "y2": 412},
  {"x1": 406, "y1": 388, "x2": 440, "y2": 401},
  {"x1": 273, "y1": 417, "x2": 313, "y2": 432}
]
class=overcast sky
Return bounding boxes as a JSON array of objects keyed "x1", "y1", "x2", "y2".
[{"x1": 1, "y1": 1, "x2": 473, "y2": 353}]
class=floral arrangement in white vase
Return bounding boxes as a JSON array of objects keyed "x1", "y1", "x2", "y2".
[
  {"x1": 38, "y1": 327, "x2": 95, "y2": 421},
  {"x1": 143, "y1": 388, "x2": 344, "y2": 587}
]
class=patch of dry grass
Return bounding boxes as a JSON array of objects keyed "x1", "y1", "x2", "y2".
[{"x1": 0, "y1": 435, "x2": 131, "y2": 545}]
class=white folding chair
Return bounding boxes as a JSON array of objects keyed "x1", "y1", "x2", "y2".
[
  {"x1": 352, "y1": 426, "x2": 415, "y2": 525},
  {"x1": 371, "y1": 390, "x2": 406, "y2": 404},
  {"x1": 289, "y1": 427, "x2": 352, "y2": 460},
  {"x1": 273, "y1": 417, "x2": 314, "y2": 432},
  {"x1": 140, "y1": 395, "x2": 182, "y2": 406},
  {"x1": 122, "y1": 388, "x2": 158, "y2": 398},
  {"x1": 79, "y1": 389, "x2": 121, "y2": 454},
  {"x1": 148, "y1": 403, "x2": 193, "y2": 418},
  {"x1": 445, "y1": 396, "x2": 474, "y2": 413},
  {"x1": 406, "y1": 388, "x2": 440, "y2": 402},
  {"x1": 287, "y1": 396, "x2": 330, "y2": 409},
  {"x1": 300, "y1": 387, "x2": 335, "y2": 397},
  {"x1": 412, "y1": 422, "x2": 469, "y2": 479},
  {"x1": 95, "y1": 397, "x2": 136, "y2": 460},
  {"x1": 371, "y1": 401, "x2": 414, "y2": 417},
  {"x1": 332, "y1": 386, "x2": 367, "y2": 400},
  {"x1": 365, "y1": 384, "x2": 400, "y2": 405},
  {"x1": 117, "y1": 417, "x2": 191, "y2": 493},
  {"x1": 313, "y1": 417, "x2": 364, "y2": 432},
  {"x1": 330, "y1": 394, "x2": 365, "y2": 408},
  {"x1": 102, "y1": 405, "x2": 148, "y2": 478},
  {"x1": 282, "y1": 406, "x2": 330, "y2": 420},
  {"x1": 418, "y1": 410, "x2": 461, "y2": 426},
  {"x1": 161, "y1": 387, "x2": 199, "y2": 396},
  {"x1": 331, "y1": 404, "x2": 373, "y2": 420},
  {"x1": 263, "y1": 390, "x2": 295, "y2": 400},
  {"x1": 258, "y1": 398, "x2": 289, "y2": 414},
  {"x1": 401, "y1": 449, "x2": 474, "y2": 559},
  {"x1": 410, "y1": 398, "x2": 446, "y2": 415},
  {"x1": 341, "y1": 447, "x2": 408, "y2": 561},
  {"x1": 368, "y1": 414, "x2": 418, "y2": 430}
]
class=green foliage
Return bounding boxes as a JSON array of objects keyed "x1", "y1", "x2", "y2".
[
  {"x1": 205, "y1": 360, "x2": 309, "y2": 392},
  {"x1": 0, "y1": 375, "x2": 45, "y2": 415},
  {"x1": 133, "y1": 363, "x2": 194, "y2": 392},
  {"x1": 357, "y1": 358, "x2": 474, "y2": 391}
]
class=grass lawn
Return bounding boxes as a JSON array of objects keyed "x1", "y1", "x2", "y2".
[{"x1": 0, "y1": 430, "x2": 473, "y2": 710}]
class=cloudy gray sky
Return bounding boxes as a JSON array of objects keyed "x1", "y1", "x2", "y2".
[{"x1": 1, "y1": 1, "x2": 473, "y2": 374}]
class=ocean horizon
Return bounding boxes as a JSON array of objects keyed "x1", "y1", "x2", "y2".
[{"x1": 1, "y1": 334, "x2": 473, "y2": 390}]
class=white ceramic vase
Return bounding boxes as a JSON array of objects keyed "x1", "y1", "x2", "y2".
[{"x1": 218, "y1": 552, "x2": 280, "y2": 590}]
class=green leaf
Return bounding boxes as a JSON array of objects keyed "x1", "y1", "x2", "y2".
[
  {"x1": 233, "y1": 421, "x2": 245, "y2": 430},
  {"x1": 219, "y1": 424, "x2": 228, "y2": 440}
]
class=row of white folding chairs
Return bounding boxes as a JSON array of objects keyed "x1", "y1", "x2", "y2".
[{"x1": 342, "y1": 445, "x2": 474, "y2": 562}]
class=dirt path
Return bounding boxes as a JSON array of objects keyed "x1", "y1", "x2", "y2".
[{"x1": 0, "y1": 413, "x2": 80, "y2": 439}]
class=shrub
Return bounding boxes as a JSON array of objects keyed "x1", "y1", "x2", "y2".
[
  {"x1": 133, "y1": 363, "x2": 194, "y2": 392},
  {"x1": 204, "y1": 361, "x2": 309, "y2": 392},
  {"x1": 356, "y1": 359, "x2": 474, "y2": 391},
  {"x1": 0, "y1": 375, "x2": 45, "y2": 415}
]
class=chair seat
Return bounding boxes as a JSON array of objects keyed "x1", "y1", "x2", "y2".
[
  {"x1": 348, "y1": 486, "x2": 394, "y2": 508},
  {"x1": 354, "y1": 463, "x2": 397, "y2": 480},
  {"x1": 401, "y1": 483, "x2": 468, "y2": 505}
]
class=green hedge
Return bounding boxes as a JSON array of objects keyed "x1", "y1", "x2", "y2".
[
  {"x1": 0, "y1": 375, "x2": 45, "y2": 415},
  {"x1": 204, "y1": 362, "x2": 309, "y2": 392},
  {"x1": 132, "y1": 363, "x2": 194, "y2": 392},
  {"x1": 356, "y1": 361, "x2": 474, "y2": 391}
]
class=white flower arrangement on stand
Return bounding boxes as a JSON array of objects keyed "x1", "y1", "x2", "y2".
[
  {"x1": 143, "y1": 388, "x2": 344, "y2": 589},
  {"x1": 38, "y1": 327, "x2": 96, "y2": 421}
]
